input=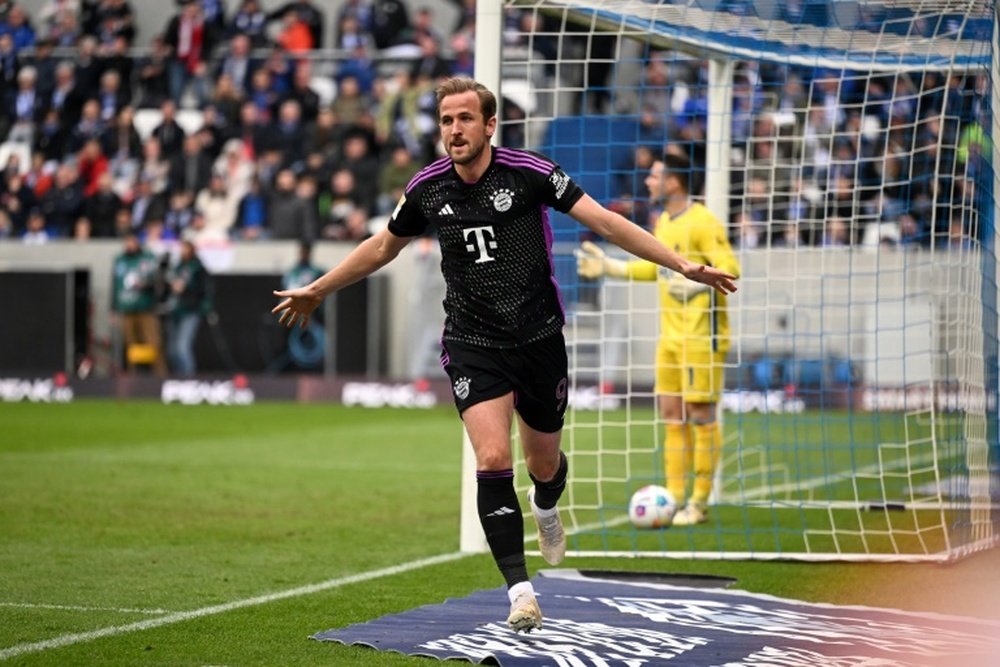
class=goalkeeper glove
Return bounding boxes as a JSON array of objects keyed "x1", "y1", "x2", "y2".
[
  {"x1": 575, "y1": 241, "x2": 628, "y2": 279},
  {"x1": 666, "y1": 273, "x2": 712, "y2": 301}
]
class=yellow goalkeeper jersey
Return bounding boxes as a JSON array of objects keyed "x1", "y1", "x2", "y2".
[{"x1": 624, "y1": 202, "x2": 741, "y2": 351}]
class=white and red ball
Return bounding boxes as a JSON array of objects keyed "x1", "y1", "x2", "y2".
[{"x1": 628, "y1": 485, "x2": 677, "y2": 528}]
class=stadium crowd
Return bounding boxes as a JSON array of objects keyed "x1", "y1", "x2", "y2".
[
  {"x1": 0, "y1": 0, "x2": 992, "y2": 253},
  {"x1": 0, "y1": 0, "x2": 481, "y2": 245}
]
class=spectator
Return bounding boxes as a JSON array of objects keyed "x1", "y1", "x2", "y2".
[
  {"x1": 283, "y1": 240, "x2": 324, "y2": 290},
  {"x1": 216, "y1": 32, "x2": 255, "y2": 96},
  {"x1": 0, "y1": 4, "x2": 35, "y2": 52},
  {"x1": 169, "y1": 133, "x2": 213, "y2": 195},
  {"x1": 3, "y1": 65, "x2": 44, "y2": 143},
  {"x1": 37, "y1": 0, "x2": 80, "y2": 37},
  {"x1": 330, "y1": 74, "x2": 368, "y2": 128},
  {"x1": 39, "y1": 162, "x2": 83, "y2": 237},
  {"x1": 260, "y1": 47, "x2": 292, "y2": 96},
  {"x1": 234, "y1": 100, "x2": 265, "y2": 159},
  {"x1": 267, "y1": 98, "x2": 306, "y2": 168},
  {"x1": 26, "y1": 37, "x2": 57, "y2": 100},
  {"x1": 139, "y1": 136, "x2": 170, "y2": 194},
  {"x1": 112, "y1": 232, "x2": 167, "y2": 376},
  {"x1": 230, "y1": 0, "x2": 268, "y2": 47},
  {"x1": 247, "y1": 67, "x2": 278, "y2": 123},
  {"x1": 200, "y1": 0, "x2": 226, "y2": 32},
  {"x1": 67, "y1": 98, "x2": 105, "y2": 154},
  {"x1": 208, "y1": 73, "x2": 244, "y2": 128},
  {"x1": 21, "y1": 207, "x2": 49, "y2": 244},
  {"x1": 193, "y1": 105, "x2": 226, "y2": 159},
  {"x1": 95, "y1": 69, "x2": 128, "y2": 124},
  {"x1": 152, "y1": 99, "x2": 185, "y2": 156},
  {"x1": 370, "y1": 0, "x2": 409, "y2": 50},
  {"x1": 163, "y1": 0, "x2": 217, "y2": 107},
  {"x1": 304, "y1": 106, "x2": 340, "y2": 161},
  {"x1": 0, "y1": 33, "x2": 17, "y2": 102},
  {"x1": 80, "y1": 170, "x2": 121, "y2": 238},
  {"x1": 335, "y1": 0, "x2": 372, "y2": 45},
  {"x1": 376, "y1": 143, "x2": 419, "y2": 214},
  {"x1": 234, "y1": 174, "x2": 266, "y2": 240},
  {"x1": 269, "y1": 0, "x2": 324, "y2": 49},
  {"x1": 334, "y1": 12, "x2": 373, "y2": 52},
  {"x1": 97, "y1": 34, "x2": 134, "y2": 97},
  {"x1": 267, "y1": 168, "x2": 314, "y2": 241},
  {"x1": 24, "y1": 151, "x2": 54, "y2": 197},
  {"x1": 339, "y1": 131, "x2": 378, "y2": 213},
  {"x1": 409, "y1": 33, "x2": 450, "y2": 81},
  {"x1": 193, "y1": 171, "x2": 246, "y2": 242},
  {"x1": 166, "y1": 239, "x2": 211, "y2": 376},
  {"x1": 0, "y1": 172, "x2": 36, "y2": 233},
  {"x1": 375, "y1": 70, "x2": 435, "y2": 158},
  {"x1": 75, "y1": 35, "x2": 102, "y2": 92},
  {"x1": 92, "y1": 0, "x2": 135, "y2": 45},
  {"x1": 449, "y1": 31, "x2": 474, "y2": 78},
  {"x1": 276, "y1": 9, "x2": 313, "y2": 54},
  {"x1": 136, "y1": 34, "x2": 171, "y2": 109},
  {"x1": 46, "y1": 4, "x2": 79, "y2": 45},
  {"x1": 212, "y1": 137, "x2": 253, "y2": 195},
  {"x1": 77, "y1": 137, "x2": 109, "y2": 197},
  {"x1": 102, "y1": 104, "x2": 142, "y2": 163},
  {"x1": 129, "y1": 177, "x2": 167, "y2": 231},
  {"x1": 162, "y1": 189, "x2": 194, "y2": 238},
  {"x1": 281, "y1": 60, "x2": 319, "y2": 124},
  {"x1": 318, "y1": 168, "x2": 366, "y2": 240}
]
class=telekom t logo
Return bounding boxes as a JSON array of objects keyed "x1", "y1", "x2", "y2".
[{"x1": 463, "y1": 226, "x2": 498, "y2": 263}]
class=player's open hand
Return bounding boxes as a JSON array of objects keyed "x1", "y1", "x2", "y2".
[
  {"x1": 682, "y1": 263, "x2": 738, "y2": 295},
  {"x1": 272, "y1": 287, "x2": 323, "y2": 329}
]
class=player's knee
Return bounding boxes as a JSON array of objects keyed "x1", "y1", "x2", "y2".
[
  {"x1": 686, "y1": 403, "x2": 717, "y2": 424},
  {"x1": 476, "y1": 449, "x2": 514, "y2": 472},
  {"x1": 525, "y1": 453, "x2": 560, "y2": 482}
]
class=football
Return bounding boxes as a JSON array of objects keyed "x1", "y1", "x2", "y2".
[{"x1": 628, "y1": 485, "x2": 678, "y2": 529}]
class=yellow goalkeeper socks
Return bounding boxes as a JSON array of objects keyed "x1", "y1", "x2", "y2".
[
  {"x1": 663, "y1": 423, "x2": 690, "y2": 502},
  {"x1": 691, "y1": 422, "x2": 722, "y2": 505}
]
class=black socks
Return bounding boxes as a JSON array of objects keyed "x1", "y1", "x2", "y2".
[
  {"x1": 528, "y1": 451, "x2": 568, "y2": 510},
  {"x1": 477, "y1": 469, "x2": 527, "y2": 588}
]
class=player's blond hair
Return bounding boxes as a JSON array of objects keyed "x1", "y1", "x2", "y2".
[{"x1": 435, "y1": 77, "x2": 497, "y2": 123}]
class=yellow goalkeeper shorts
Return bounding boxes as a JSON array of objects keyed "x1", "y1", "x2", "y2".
[{"x1": 654, "y1": 342, "x2": 727, "y2": 403}]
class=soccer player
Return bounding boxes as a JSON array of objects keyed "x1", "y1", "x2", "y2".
[
  {"x1": 577, "y1": 152, "x2": 741, "y2": 526},
  {"x1": 272, "y1": 78, "x2": 737, "y2": 632}
]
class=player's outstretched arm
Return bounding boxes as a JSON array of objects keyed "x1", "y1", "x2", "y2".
[
  {"x1": 272, "y1": 228, "x2": 412, "y2": 328},
  {"x1": 568, "y1": 194, "x2": 737, "y2": 295}
]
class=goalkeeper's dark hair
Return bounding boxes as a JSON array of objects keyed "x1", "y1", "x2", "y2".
[
  {"x1": 436, "y1": 76, "x2": 497, "y2": 123},
  {"x1": 663, "y1": 152, "x2": 692, "y2": 193}
]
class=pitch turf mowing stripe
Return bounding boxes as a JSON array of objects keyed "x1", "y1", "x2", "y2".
[{"x1": 0, "y1": 552, "x2": 468, "y2": 661}]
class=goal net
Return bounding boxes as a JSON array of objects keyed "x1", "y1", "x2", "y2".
[{"x1": 466, "y1": 0, "x2": 999, "y2": 561}]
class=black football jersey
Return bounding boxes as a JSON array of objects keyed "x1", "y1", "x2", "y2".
[{"x1": 388, "y1": 147, "x2": 585, "y2": 348}]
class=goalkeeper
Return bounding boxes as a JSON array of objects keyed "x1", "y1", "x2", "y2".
[{"x1": 577, "y1": 152, "x2": 741, "y2": 525}]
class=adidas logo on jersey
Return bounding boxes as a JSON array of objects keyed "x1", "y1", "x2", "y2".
[{"x1": 438, "y1": 203, "x2": 455, "y2": 216}]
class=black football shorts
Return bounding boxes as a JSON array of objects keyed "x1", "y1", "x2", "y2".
[{"x1": 440, "y1": 333, "x2": 569, "y2": 433}]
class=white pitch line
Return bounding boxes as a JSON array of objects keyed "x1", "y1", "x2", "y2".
[
  {"x1": 0, "y1": 602, "x2": 172, "y2": 615},
  {"x1": 0, "y1": 551, "x2": 468, "y2": 661}
]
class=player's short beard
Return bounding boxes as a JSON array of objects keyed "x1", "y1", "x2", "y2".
[{"x1": 449, "y1": 138, "x2": 485, "y2": 166}]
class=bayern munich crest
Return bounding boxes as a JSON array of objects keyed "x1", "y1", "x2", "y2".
[
  {"x1": 453, "y1": 376, "x2": 471, "y2": 400},
  {"x1": 492, "y1": 189, "x2": 514, "y2": 212}
]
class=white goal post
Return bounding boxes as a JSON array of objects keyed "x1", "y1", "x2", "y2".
[{"x1": 463, "y1": 0, "x2": 999, "y2": 561}]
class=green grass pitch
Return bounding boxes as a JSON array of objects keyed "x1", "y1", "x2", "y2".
[{"x1": 1, "y1": 400, "x2": 998, "y2": 666}]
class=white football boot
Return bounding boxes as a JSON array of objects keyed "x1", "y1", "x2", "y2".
[
  {"x1": 506, "y1": 587, "x2": 543, "y2": 633},
  {"x1": 527, "y1": 486, "x2": 566, "y2": 565}
]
